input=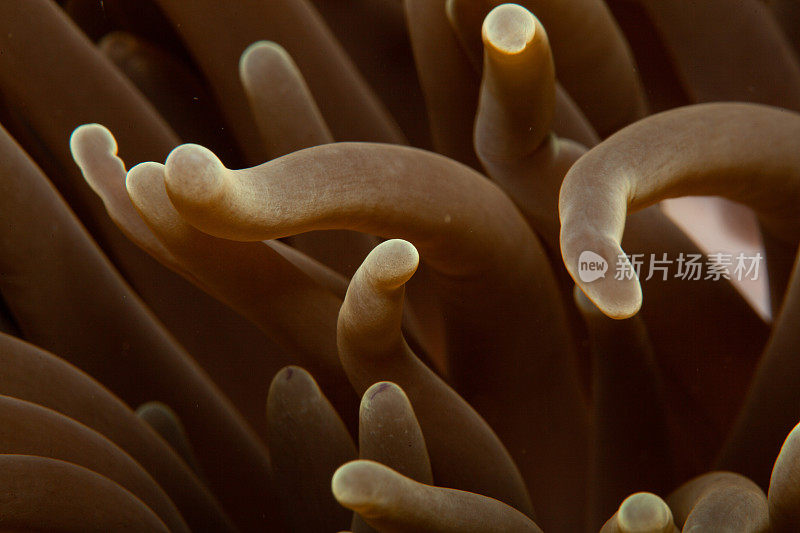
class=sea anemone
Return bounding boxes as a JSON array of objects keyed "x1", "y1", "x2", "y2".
[{"x1": 0, "y1": 0, "x2": 799, "y2": 531}]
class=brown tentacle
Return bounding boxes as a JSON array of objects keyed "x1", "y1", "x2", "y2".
[
  {"x1": 0, "y1": 454, "x2": 170, "y2": 532},
  {"x1": 267, "y1": 366, "x2": 357, "y2": 532},
  {"x1": 332, "y1": 460, "x2": 544, "y2": 532}
]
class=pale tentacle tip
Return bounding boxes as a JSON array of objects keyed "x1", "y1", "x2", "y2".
[
  {"x1": 270, "y1": 365, "x2": 322, "y2": 401},
  {"x1": 482, "y1": 3, "x2": 537, "y2": 56},
  {"x1": 70, "y1": 123, "x2": 118, "y2": 166},
  {"x1": 239, "y1": 40, "x2": 289, "y2": 81},
  {"x1": 617, "y1": 492, "x2": 674, "y2": 533},
  {"x1": 164, "y1": 143, "x2": 227, "y2": 207},
  {"x1": 126, "y1": 161, "x2": 166, "y2": 203},
  {"x1": 332, "y1": 460, "x2": 383, "y2": 513},
  {"x1": 563, "y1": 232, "x2": 642, "y2": 319},
  {"x1": 365, "y1": 239, "x2": 420, "y2": 291}
]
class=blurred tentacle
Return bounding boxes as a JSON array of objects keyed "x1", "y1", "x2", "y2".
[
  {"x1": 404, "y1": 0, "x2": 482, "y2": 167},
  {"x1": 0, "y1": 0, "x2": 298, "y2": 431},
  {"x1": 717, "y1": 245, "x2": 800, "y2": 487},
  {"x1": 353, "y1": 381, "x2": 433, "y2": 533},
  {"x1": 153, "y1": 0, "x2": 404, "y2": 165},
  {"x1": 0, "y1": 394, "x2": 189, "y2": 533},
  {"x1": 0, "y1": 332, "x2": 236, "y2": 533},
  {"x1": 0, "y1": 123, "x2": 277, "y2": 531},
  {"x1": 136, "y1": 401, "x2": 202, "y2": 477},
  {"x1": 98, "y1": 31, "x2": 238, "y2": 161},
  {"x1": 0, "y1": 454, "x2": 170, "y2": 532},
  {"x1": 267, "y1": 366, "x2": 357, "y2": 532},
  {"x1": 574, "y1": 290, "x2": 673, "y2": 529},
  {"x1": 666, "y1": 472, "x2": 769, "y2": 531},
  {"x1": 333, "y1": 460, "x2": 544, "y2": 532},
  {"x1": 768, "y1": 422, "x2": 800, "y2": 532},
  {"x1": 638, "y1": 0, "x2": 800, "y2": 112},
  {"x1": 308, "y1": 0, "x2": 431, "y2": 148},
  {"x1": 599, "y1": 492, "x2": 678, "y2": 533},
  {"x1": 560, "y1": 103, "x2": 800, "y2": 319}
]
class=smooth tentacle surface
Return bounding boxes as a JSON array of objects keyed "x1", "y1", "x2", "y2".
[
  {"x1": 0, "y1": 394, "x2": 189, "y2": 533},
  {"x1": 153, "y1": 0, "x2": 404, "y2": 165},
  {"x1": 135, "y1": 402, "x2": 202, "y2": 478},
  {"x1": 0, "y1": 332, "x2": 236, "y2": 533},
  {"x1": 332, "y1": 460, "x2": 544, "y2": 532},
  {"x1": 474, "y1": 8, "x2": 767, "y2": 467},
  {"x1": 353, "y1": 381, "x2": 433, "y2": 533},
  {"x1": 574, "y1": 290, "x2": 673, "y2": 528},
  {"x1": 560, "y1": 103, "x2": 800, "y2": 319},
  {"x1": 666, "y1": 472, "x2": 770, "y2": 531},
  {"x1": 718, "y1": 244, "x2": 800, "y2": 487},
  {"x1": 0, "y1": 122, "x2": 276, "y2": 531},
  {"x1": 163, "y1": 142, "x2": 588, "y2": 529},
  {"x1": 444, "y1": 0, "x2": 647, "y2": 136},
  {"x1": 338, "y1": 239, "x2": 534, "y2": 518},
  {"x1": 267, "y1": 366, "x2": 357, "y2": 532},
  {"x1": 768, "y1": 422, "x2": 800, "y2": 532},
  {"x1": 0, "y1": 454, "x2": 170, "y2": 532},
  {"x1": 239, "y1": 41, "x2": 378, "y2": 278},
  {"x1": 474, "y1": 3, "x2": 586, "y2": 254}
]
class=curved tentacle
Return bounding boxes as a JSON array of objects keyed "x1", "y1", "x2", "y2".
[
  {"x1": 0, "y1": 332, "x2": 236, "y2": 533},
  {"x1": 267, "y1": 366, "x2": 357, "y2": 532},
  {"x1": 0, "y1": 454, "x2": 170, "y2": 532},
  {"x1": 717, "y1": 244, "x2": 800, "y2": 487},
  {"x1": 332, "y1": 460, "x2": 544, "y2": 532},
  {"x1": 666, "y1": 472, "x2": 769, "y2": 531},
  {"x1": 638, "y1": 0, "x2": 800, "y2": 111},
  {"x1": 560, "y1": 103, "x2": 800, "y2": 319},
  {"x1": 0, "y1": 123, "x2": 277, "y2": 531},
  {"x1": 0, "y1": 0, "x2": 300, "y2": 421},
  {"x1": 0, "y1": 394, "x2": 189, "y2": 533},
  {"x1": 768, "y1": 422, "x2": 800, "y2": 532},
  {"x1": 239, "y1": 41, "x2": 377, "y2": 279},
  {"x1": 337, "y1": 239, "x2": 535, "y2": 519},
  {"x1": 72, "y1": 123, "x2": 357, "y2": 421},
  {"x1": 164, "y1": 142, "x2": 589, "y2": 528},
  {"x1": 136, "y1": 402, "x2": 202, "y2": 477},
  {"x1": 125, "y1": 161, "x2": 358, "y2": 420},
  {"x1": 475, "y1": 13, "x2": 767, "y2": 458},
  {"x1": 71, "y1": 123, "x2": 348, "y2": 296}
]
